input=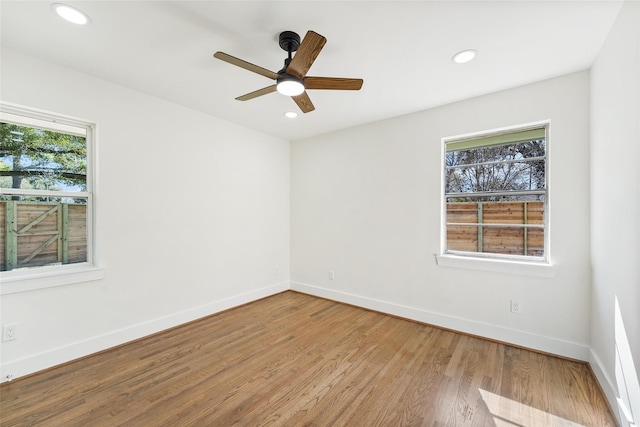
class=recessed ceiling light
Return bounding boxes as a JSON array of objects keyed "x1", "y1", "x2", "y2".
[
  {"x1": 452, "y1": 49, "x2": 477, "y2": 64},
  {"x1": 284, "y1": 111, "x2": 298, "y2": 119},
  {"x1": 51, "y1": 3, "x2": 91, "y2": 25}
]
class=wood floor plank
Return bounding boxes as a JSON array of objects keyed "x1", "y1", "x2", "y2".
[{"x1": 0, "y1": 291, "x2": 616, "y2": 426}]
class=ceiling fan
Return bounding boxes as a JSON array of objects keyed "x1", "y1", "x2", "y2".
[{"x1": 213, "y1": 30, "x2": 363, "y2": 113}]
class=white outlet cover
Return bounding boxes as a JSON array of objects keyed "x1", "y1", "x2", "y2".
[
  {"x1": 510, "y1": 301, "x2": 522, "y2": 313},
  {"x1": 2, "y1": 324, "x2": 17, "y2": 341}
]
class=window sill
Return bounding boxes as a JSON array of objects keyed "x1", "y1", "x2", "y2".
[
  {"x1": 1, "y1": 264, "x2": 104, "y2": 295},
  {"x1": 435, "y1": 254, "x2": 556, "y2": 277}
]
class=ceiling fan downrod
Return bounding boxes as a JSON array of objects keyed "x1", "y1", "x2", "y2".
[{"x1": 278, "y1": 31, "x2": 300, "y2": 72}]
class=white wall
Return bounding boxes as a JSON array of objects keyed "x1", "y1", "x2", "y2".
[
  {"x1": 0, "y1": 49, "x2": 290, "y2": 380},
  {"x1": 3, "y1": 7, "x2": 638, "y2": 416},
  {"x1": 590, "y1": 0, "x2": 640, "y2": 423},
  {"x1": 291, "y1": 71, "x2": 592, "y2": 360}
]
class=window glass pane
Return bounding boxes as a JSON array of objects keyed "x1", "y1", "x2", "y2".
[
  {"x1": 0, "y1": 122, "x2": 87, "y2": 192},
  {"x1": 446, "y1": 159, "x2": 546, "y2": 194},
  {"x1": 0, "y1": 195, "x2": 87, "y2": 271},
  {"x1": 446, "y1": 140, "x2": 546, "y2": 199},
  {"x1": 1, "y1": 107, "x2": 91, "y2": 274},
  {"x1": 443, "y1": 126, "x2": 547, "y2": 259}
]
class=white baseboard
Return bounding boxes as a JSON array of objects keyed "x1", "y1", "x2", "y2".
[
  {"x1": 0, "y1": 282, "x2": 289, "y2": 383},
  {"x1": 589, "y1": 349, "x2": 624, "y2": 426},
  {"x1": 290, "y1": 281, "x2": 590, "y2": 361}
]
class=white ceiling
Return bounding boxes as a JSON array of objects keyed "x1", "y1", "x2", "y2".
[{"x1": 1, "y1": 1, "x2": 623, "y2": 141}]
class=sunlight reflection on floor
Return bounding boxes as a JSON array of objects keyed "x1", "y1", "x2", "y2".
[{"x1": 479, "y1": 389, "x2": 585, "y2": 427}]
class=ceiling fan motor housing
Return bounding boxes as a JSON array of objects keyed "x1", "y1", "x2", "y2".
[{"x1": 279, "y1": 31, "x2": 301, "y2": 52}]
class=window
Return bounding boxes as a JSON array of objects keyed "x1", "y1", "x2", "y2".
[
  {"x1": 442, "y1": 123, "x2": 548, "y2": 263},
  {"x1": 1, "y1": 103, "x2": 101, "y2": 293}
]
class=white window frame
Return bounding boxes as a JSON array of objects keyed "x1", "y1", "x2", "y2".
[
  {"x1": 0, "y1": 102, "x2": 103, "y2": 294},
  {"x1": 436, "y1": 120, "x2": 556, "y2": 277}
]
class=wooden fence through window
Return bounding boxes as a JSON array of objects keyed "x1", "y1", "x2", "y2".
[
  {"x1": 446, "y1": 201, "x2": 544, "y2": 256},
  {"x1": 1, "y1": 201, "x2": 87, "y2": 272}
]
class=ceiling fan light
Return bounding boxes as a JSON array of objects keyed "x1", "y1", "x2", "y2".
[
  {"x1": 277, "y1": 77, "x2": 305, "y2": 96},
  {"x1": 51, "y1": 3, "x2": 91, "y2": 25}
]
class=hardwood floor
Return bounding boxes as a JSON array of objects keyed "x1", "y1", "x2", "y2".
[{"x1": 1, "y1": 291, "x2": 616, "y2": 426}]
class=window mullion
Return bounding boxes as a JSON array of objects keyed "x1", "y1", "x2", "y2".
[
  {"x1": 446, "y1": 222, "x2": 544, "y2": 229},
  {"x1": 1, "y1": 188, "x2": 90, "y2": 198},
  {"x1": 445, "y1": 155, "x2": 546, "y2": 170},
  {"x1": 445, "y1": 190, "x2": 546, "y2": 198}
]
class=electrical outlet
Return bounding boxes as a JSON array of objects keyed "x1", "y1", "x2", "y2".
[
  {"x1": 2, "y1": 324, "x2": 18, "y2": 341},
  {"x1": 510, "y1": 300, "x2": 522, "y2": 314},
  {"x1": 329, "y1": 270, "x2": 335, "y2": 280}
]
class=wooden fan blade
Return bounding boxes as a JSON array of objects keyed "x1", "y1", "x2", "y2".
[
  {"x1": 304, "y1": 77, "x2": 363, "y2": 91},
  {"x1": 286, "y1": 31, "x2": 326, "y2": 79},
  {"x1": 235, "y1": 85, "x2": 277, "y2": 101},
  {"x1": 214, "y1": 52, "x2": 279, "y2": 80},
  {"x1": 292, "y1": 91, "x2": 315, "y2": 113}
]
